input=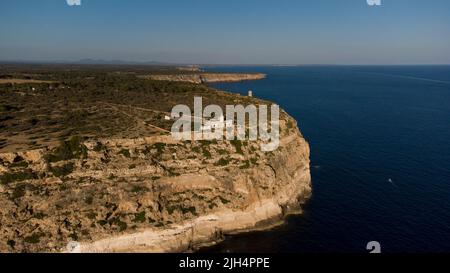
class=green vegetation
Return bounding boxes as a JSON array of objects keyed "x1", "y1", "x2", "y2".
[
  {"x1": 84, "y1": 195, "x2": 94, "y2": 205},
  {"x1": 7, "y1": 240, "x2": 15, "y2": 249},
  {"x1": 131, "y1": 185, "x2": 147, "y2": 193},
  {"x1": 118, "y1": 149, "x2": 131, "y2": 158},
  {"x1": 202, "y1": 148, "x2": 212, "y2": 159},
  {"x1": 33, "y1": 213, "x2": 46, "y2": 220},
  {"x1": 86, "y1": 212, "x2": 97, "y2": 220},
  {"x1": 111, "y1": 218, "x2": 127, "y2": 231},
  {"x1": 0, "y1": 64, "x2": 263, "y2": 153},
  {"x1": 219, "y1": 196, "x2": 231, "y2": 205},
  {"x1": 45, "y1": 136, "x2": 87, "y2": 163},
  {"x1": 97, "y1": 220, "x2": 108, "y2": 226},
  {"x1": 0, "y1": 169, "x2": 37, "y2": 185},
  {"x1": 215, "y1": 158, "x2": 230, "y2": 166},
  {"x1": 152, "y1": 142, "x2": 166, "y2": 155},
  {"x1": 93, "y1": 142, "x2": 106, "y2": 152},
  {"x1": 133, "y1": 211, "x2": 146, "y2": 223},
  {"x1": 168, "y1": 205, "x2": 197, "y2": 216},
  {"x1": 10, "y1": 161, "x2": 29, "y2": 168},
  {"x1": 24, "y1": 233, "x2": 44, "y2": 244},
  {"x1": 250, "y1": 157, "x2": 258, "y2": 165},
  {"x1": 12, "y1": 183, "x2": 28, "y2": 199},
  {"x1": 10, "y1": 157, "x2": 29, "y2": 168},
  {"x1": 230, "y1": 140, "x2": 244, "y2": 155},
  {"x1": 50, "y1": 163, "x2": 74, "y2": 177},
  {"x1": 69, "y1": 233, "x2": 78, "y2": 241},
  {"x1": 181, "y1": 206, "x2": 197, "y2": 215},
  {"x1": 240, "y1": 160, "x2": 250, "y2": 169}
]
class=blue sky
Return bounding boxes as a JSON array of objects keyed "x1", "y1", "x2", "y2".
[{"x1": 0, "y1": 0, "x2": 449, "y2": 64}]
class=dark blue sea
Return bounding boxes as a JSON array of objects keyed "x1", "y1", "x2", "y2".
[{"x1": 205, "y1": 65, "x2": 450, "y2": 253}]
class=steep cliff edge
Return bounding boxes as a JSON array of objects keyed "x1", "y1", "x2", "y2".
[
  {"x1": 0, "y1": 116, "x2": 311, "y2": 253},
  {"x1": 146, "y1": 73, "x2": 266, "y2": 84},
  {"x1": 0, "y1": 66, "x2": 310, "y2": 253}
]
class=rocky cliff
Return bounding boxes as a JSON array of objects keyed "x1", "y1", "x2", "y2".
[
  {"x1": 0, "y1": 116, "x2": 311, "y2": 253},
  {"x1": 147, "y1": 73, "x2": 266, "y2": 84}
]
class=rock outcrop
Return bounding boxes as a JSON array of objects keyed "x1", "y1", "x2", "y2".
[
  {"x1": 0, "y1": 116, "x2": 310, "y2": 253},
  {"x1": 147, "y1": 73, "x2": 266, "y2": 84}
]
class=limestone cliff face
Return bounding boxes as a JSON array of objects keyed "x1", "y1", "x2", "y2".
[
  {"x1": 0, "y1": 116, "x2": 310, "y2": 253},
  {"x1": 147, "y1": 73, "x2": 266, "y2": 84}
]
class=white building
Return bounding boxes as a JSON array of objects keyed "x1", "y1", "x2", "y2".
[{"x1": 201, "y1": 115, "x2": 234, "y2": 131}]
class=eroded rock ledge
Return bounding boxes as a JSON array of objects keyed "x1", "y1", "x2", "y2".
[
  {"x1": 0, "y1": 117, "x2": 310, "y2": 253},
  {"x1": 146, "y1": 73, "x2": 266, "y2": 84}
]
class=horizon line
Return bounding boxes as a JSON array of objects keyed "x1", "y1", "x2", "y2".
[{"x1": 1, "y1": 60, "x2": 450, "y2": 67}]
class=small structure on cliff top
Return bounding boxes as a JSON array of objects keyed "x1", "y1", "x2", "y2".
[{"x1": 248, "y1": 90, "x2": 253, "y2": 97}]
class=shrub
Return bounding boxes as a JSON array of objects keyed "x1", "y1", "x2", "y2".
[
  {"x1": 7, "y1": 240, "x2": 15, "y2": 249},
  {"x1": 0, "y1": 170, "x2": 37, "y2": 185},
  {"x1": 85, "y1": 195, "x2": 94, "y2": 205},
  {"x1": 24, "y1": 233, "x2": 43, "y2": 244},
  {"x1": 131, "y1": 185, "x2": 147, "y2": 193},
  {"x1": 181, "y1": 206, "x2": 197, "y2": 215},
  {"x1": 50, "y1": 163, "x2": 74, "y2": 177},
  {"x1": 230, "y1": 140, "x2": 244, "y2": 155},
  {"x1": 152, "y1": 142, "x2": 166, "y2": 154},
  {"x1": 12, "y1": 184, "x2": 28, "y2": 199},
  {"x1": 10, "y1": 160, "x2": 29, "y2": 168},
  {"x1": 45, "y1": 136, "x2": 87, "y2": 163},
  {"x1": 215, "y1": 158, "x2": 230, "y2": 166},
  {"x1": 219, "y1": 196, "x2": 230, "y2": 204},
  {"x1": 93, "y1": 142, "x2": 106, "y2": 152},
  {"x1": 69, "y1": 233, "x2": 78, "y2": 241},
  {"x1": 133, "y1": 211, "x2": 146, "y2": 223},
  {"x1": 111, "y1": 218, "x2": 127, "y2": 231},
  {"x1": 202, "y1": 149, "x2": 212, "y2": 159},
  {"x1": 240, "y1": 160, "x2": 250, "y2": 169},
  {"x1": 118, "y1": 149, "x2": 131, "y2": 158},
  {"x1": 250, "y1": 157, "x2": 258, "y2": 165}
]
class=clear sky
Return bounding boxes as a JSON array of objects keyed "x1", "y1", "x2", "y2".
[{"x1": 0, "y1": 0, "x2": 449, "y2": 65}]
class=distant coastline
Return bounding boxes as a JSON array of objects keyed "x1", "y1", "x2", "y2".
[{"x1": 145, "y1": 73, "x2": 266, "y2": 84}]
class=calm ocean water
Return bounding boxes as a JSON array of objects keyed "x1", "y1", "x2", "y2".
[{"x1": 204, "y1": 66, "x2": 450, "y2": 253}]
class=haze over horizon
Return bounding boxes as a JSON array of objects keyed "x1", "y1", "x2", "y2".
[{"x1": 1, "y1": 0, "x2": 449, "y2": 65}]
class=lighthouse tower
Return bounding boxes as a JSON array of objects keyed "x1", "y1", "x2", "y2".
[{"x1": 248, "y1": 90, "x2": 253, "y2": 97}]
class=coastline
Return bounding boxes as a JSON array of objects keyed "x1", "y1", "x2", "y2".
[
  {"x1": 0, "y1": 68, "x2": 312, "y2": 253},
  {"x1": 67, "y1": 171, "x2": 311, "y2": 253},
  {"x1": 63, "y1": 125, "x2": 312, "y2": 253},
  {"x1": 146, "y1": 73, "x2": 266, "y2": 84}
]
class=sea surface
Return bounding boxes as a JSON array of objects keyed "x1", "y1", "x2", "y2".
[{"x1": 203, "y1": 65, "x2": 450, "y2": 253}]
